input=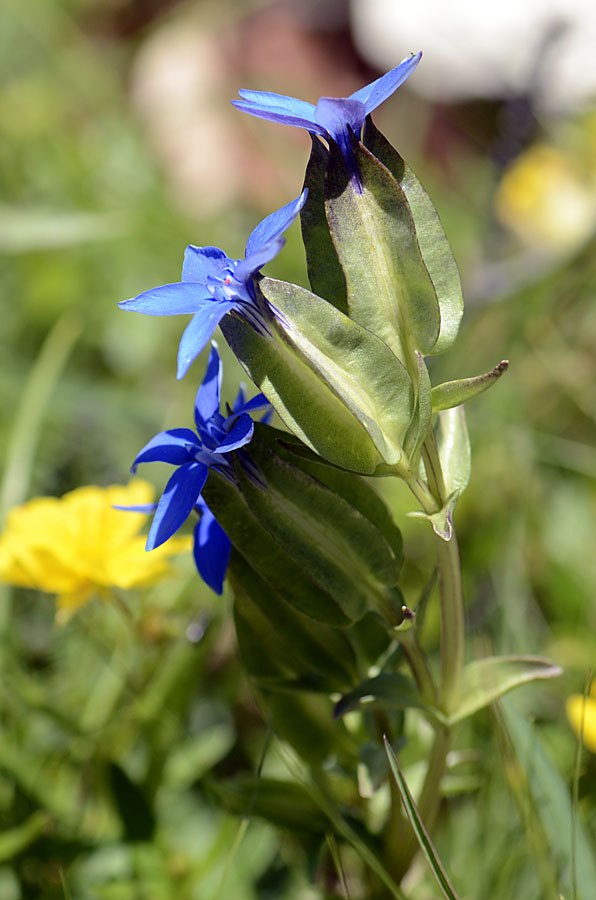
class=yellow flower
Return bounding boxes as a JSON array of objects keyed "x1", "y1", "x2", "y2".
[
  {"x1": 566, "y1": 681, "x2": 596, "y2": 753},
  {"x1": 495, "y1": 144, "x2": 596, "y2": 252},
  {"x1": 0, "y1": 481, "x2": 190, "y2": 621}
]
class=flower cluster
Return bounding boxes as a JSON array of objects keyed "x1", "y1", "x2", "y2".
[
  {"x1": 118, "y1": 58, "x2": 423, "y2": 595},
  {"x1": 128, "y1": 342, "x2": 270, "y2": 594}
]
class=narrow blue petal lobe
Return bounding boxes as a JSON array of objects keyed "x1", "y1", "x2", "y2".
[
  {"x1": 216, "y1": 413, "x2": 254, "y2": 453},
  {"x1": 147, "y1": 462, "x2": 208, "y2": 549},
  {"x1": 232, "y1": 384, "x2": 246, "y2": 413},
  {"x1": 350, "y1": 52, "x2": 422, "y2": 112},
  {"x1": 235, "y1": 392, "x2": 271, "y2": 415},
  {"x1": 245, "y1": 189, "x2": 309, "y2": 257},
  {"x1": 235, "y1": 238, "x2": 284, "y2": 282},
  {"x1": 237, "y1": 90, "x2": 316, "y2": 120},
  {"x1": 119, "y1": 282, "x2": 212, "y2": 316},
  {"x1": 192, "y1": 506, "x2": 231, "y2": 594},
  {"x1": 194, "y1": 343, "x2": 222, "y2": 431},
  {"x1": 182, "y1": 245, "x2": 230, "y2": 283},
  {"x1": 231, "y1": 100, "x2": 327, "y2": 137},
  {"x1": 131, "y1": 428, "x2": 199, "y2": 472},
  {"x1": 177, "y1": 303, "x2": 237, "y2": 380}
]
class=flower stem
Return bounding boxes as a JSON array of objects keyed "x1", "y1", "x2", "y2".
[{"x1": 434, "y1": 529, "x2": 464, "y2": 713}]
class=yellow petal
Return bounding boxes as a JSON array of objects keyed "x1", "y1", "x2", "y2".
[{"x1": 566, "y1": 694, "x2": 596, "y2": 753}]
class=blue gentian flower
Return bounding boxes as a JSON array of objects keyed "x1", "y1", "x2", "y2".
[
  {"x1": 232, "y1": 53, "x2": 421, "y2": 180},
  {"x1": 119, "y1": 191, "x2": 308, "y2": 379},
  {"x1": 129, "y1": 343, "x2": 271, "y2": 593}
]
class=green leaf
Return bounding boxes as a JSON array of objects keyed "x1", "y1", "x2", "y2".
[
  {"x1": 500, "y1": 698, "x2": 596, "y2": 899},
  {"x1": 107, "y1": 763, "x2": 155, "y2": 842},
  {"x1": 437, "y1": 406, "x2": 471, "y2": 501},
  {"x1": 256, "y1": 423, "x2": 403, "y2": 568},
  {"x1": 325, "y1": 136, "x2": 440, "y2": 366},
  {"x1": 431, "y1": 360, "x2": 509, "y2": 412},
  {"x1": 229, "y1": 551, "x2": 359, "y2": 692},
  {"x1": 363, "y1": 119, "x2": 464, "y2": 356},
  {"x1": 260, "y1": 277, "x2": 414, "y2": 464},
  {"x1": 209, "y1": 776, "x2": 330, "y2": 836},
  {"x1": 384, "y1": 737, "x2": 463, "y2": 900},
  {"x1": 265, "y1": 690, "x2": 358, "y2": 765},
  {"x1": 300, "y1": 136, "x2": 347, "y2": 313},
  {"x1": 222, "y1": 277, "x2": 414, "y2": 474},
  {"x1": 0, "y1": 811, "x2": 50, "y2": 862},
  {"x1": 234, "y1": 440, "x2": 401, "y2": 622},
  {"x1": 410, "y1": 406, "x2": 471, "y2": 539},
  {"x1": 404, "y1": 351, "x2": 433, "y2": 462},
  {"x1": 449, "y1": 655, "x2": 562, "y2": 724},
  {"x1": 334, "y1": 672, "x2": 430, "y2": 719},
  {"x1": 202, "y1": 472, "x2": 351, "y2": 626}
]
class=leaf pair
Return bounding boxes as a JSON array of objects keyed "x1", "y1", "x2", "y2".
[{"x1": 202, "y1": 425, "x2": 404, "y2": 627}]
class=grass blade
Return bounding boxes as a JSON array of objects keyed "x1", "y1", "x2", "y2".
[{"x1": 384, "y1": 736, "x2": 462, "y2": 900}]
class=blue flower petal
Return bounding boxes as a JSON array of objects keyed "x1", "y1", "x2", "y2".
[
  {"x1": 131, "y1": 428, "x2": 200, "y2": 473},
  {"x1": 314, "y1": 97, "x2": 367, "y2": 141},
  {"x1": 232, "y1": 96, "x2": 327, "y2": 137},
  {"x1": 119, "y1": 282, "x2": 212, "y2": 316},
  {"x1": 192, "y1": 504, "x2": 231, "y2": 594},
  {"x1": 177, "y1": 302, "x2": 237, "y2": 380},
  {"x1": 234, "y1": 238, "x2": 284, "y2": 282},
  {"x1": 216, "y1": 413, "x2": 254, "y2": 453},
  {"x1": 182, "y1": 245, "x2": 230, "y2": 283},
  {"x1": 112, "y1": 503, "x2": 158, "y2": 513},
  {"x1": 194, "y1": 343, "x2": 222, "y2": 432},
  {"x1": 235, "y1": 392, "x2": 271, "y2": 416},
  {"x1": 245, "y1": 189, "x2": 309, "y2": 257},
  {"x1": 350, "y1": 52, "x2": 422, "y2": 113},
  {"x1": 232, "y1": 384, "x2": 246, "y2": 413},
  {"x1": 237, "y1": 89, "x2": 317, "y2": 120},
  {"x1": 147, "y1": 462, "x2": 208, "y2": 549}
]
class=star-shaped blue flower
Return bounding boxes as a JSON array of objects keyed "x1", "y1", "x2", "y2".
[
  {"x1": 119, "y1": 191, "x2": 308, "y2": 380},
  {"x1": 129, "y1": 343, "x2": 270, "y2": 593},
  {"x1": 232, "y1": 53, "x2": 421, "y2": 179}
]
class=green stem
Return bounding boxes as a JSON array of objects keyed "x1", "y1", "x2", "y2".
[
  {"x1": 395, "y1": 627, "x2": 437, "y2": 705},
  {"x1": 434, "y1": 530, "x2": 464, "y2": 713},
  {"x1": 385, "y1": 434, "x2": 465, "y2": 882}
]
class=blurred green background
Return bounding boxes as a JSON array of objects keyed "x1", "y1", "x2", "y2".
[{"x1": 1, "y1": 0, "x2": 596, "y2": 897}]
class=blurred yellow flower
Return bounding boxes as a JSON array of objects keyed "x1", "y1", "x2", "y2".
[
  {"x1": 0, "y1": 481, "x2": 190, "y2": 621},
  {"x1": 495, "y1": 143, "x2": 596, "y2": 252},
  {"x1": 566, "y1": 681, "x2": 596, "y2": 753}
]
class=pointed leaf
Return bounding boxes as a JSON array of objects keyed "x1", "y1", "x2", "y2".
[
  {"x1": 404, "y1": 350, "x2": 433, "y2": 462},
  {"x1": 300, "y1": 136, "x2": 348, "y2": 313},
  {"x1": 432, "y1": 361, "x2": 509, "y2": 412},
  {"x1": 252, "y1": 422, "x2": 403, "y2": 567},
  {"x1": 222, "y1": 277, "x2": 414, "y2": 474},
  {"x1": 235, "y1": 441, "x2": 401, "y2": 622},
  {"x1": 363, "y1": 119, "x2": 464, "y2": 355},
  {"x1": 449, "y1": 655, "x2": 562, "y2": 725},
  {"x1": 201, "y1": 471, "x2": 351, "y2": 625},
  {"x1": 384, "y1": 737, "x2": 463, "y2": 900},
  {"x1": 229, "y1": 550, "x2": 358, "y2": 691},
  {"x1": 325, "y1": 136, "x2": 440, "y2": 364},
  {"x1": 437, "y1": 406, "x2": 470, "y2": 501},
  {"x1": 334, "y1": 673, "x2": 429, "y2": 719},
  {"x1": 209, "y1": 776, "x2": 330, "y2": 835}
]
